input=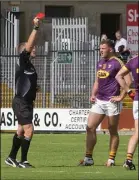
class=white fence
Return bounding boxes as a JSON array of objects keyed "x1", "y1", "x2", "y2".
[
  {"x1": 0, "y1": 11, "x2": 19, "y2": 48},
  {"x1": 51, "y1": 18, "x2": 100, "y2": 108},
  {"x1": 0, "y1": 11, "x2": 19, "y2": 91}
]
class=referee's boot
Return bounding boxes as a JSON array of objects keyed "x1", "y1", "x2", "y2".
[
  {"x1": 123, "y1": 160, "x2": 136, "y2": 170},
  {"x1": 78, "y1": 157, "x2": 94, "y2": 166},
  {"x1": 5, "y1": 157, "x2": 19, "y2": 167},
  {"x1": 18, "y1": 161, "x2": 35, "y2": 168}
]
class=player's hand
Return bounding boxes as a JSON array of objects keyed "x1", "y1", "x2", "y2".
[
  {"x1": 33, "y1": 17, "x2": 40, "y2": 27},
  {"x1": 110, "y1": 96, "x2": 123, "y2": 102},
  {"x1": 33, "y1": 13, "x2": 45, "y2": 27},
  {"x1": 128, "y1": 90, "x2": 135, "y2": 100},
  {"x1": 90, "y1": 95, "x2": 96, "y2": 103}
]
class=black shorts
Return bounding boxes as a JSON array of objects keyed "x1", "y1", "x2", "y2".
[{"x1": 12, "y1": 96, "x2": 33, "y2": 125}]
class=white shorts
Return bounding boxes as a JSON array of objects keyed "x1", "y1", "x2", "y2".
[
  {"x1": 133, "y1": 101, "x2": 138, "y2": 120},
  {"x1": 90, "y1": 99, "x2": 122, "y2": 116}
]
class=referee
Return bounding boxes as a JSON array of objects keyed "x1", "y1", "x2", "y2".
[{"x1": 5, "y1": 16, "x2": 42, "y2": 168}]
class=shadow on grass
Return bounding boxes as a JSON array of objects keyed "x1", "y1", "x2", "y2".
[{"x1": 39, "y1": 164, "x2": 123, "y2": 168}]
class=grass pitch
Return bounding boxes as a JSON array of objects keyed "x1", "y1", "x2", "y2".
[{"x1": 1, "y1": 133, "x2": 138, "y2": 180}]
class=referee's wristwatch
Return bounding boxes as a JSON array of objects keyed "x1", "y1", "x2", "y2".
[{"x1": 33, "y1": 25, "x2": 39, "y2": 30}]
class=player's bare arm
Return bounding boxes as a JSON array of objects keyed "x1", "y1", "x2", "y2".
[
  {"x1": 115, "y1": 67, "x2": 135, "y2": 100},
  {"x1": 116, "y1": 73, "x2": 132, "y2": 100},
  {"x1": 90, "y1": 78, "x2": 98, "y2": 102},
  {"x1": 110, "y1": 72, "x2": 131, "y2": 102},
  {"x1": 110, "y1": 64, "x2": 132, "y2": 102},
  {"x1": 25, "y1": 17, "x2": 40, "y2": 52},
  {"x1": 116, "y1": 67, "x2": 130, "y2": 92}
]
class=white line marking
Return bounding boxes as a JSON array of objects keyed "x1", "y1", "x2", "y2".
[
  {"x1": 34, "y1": 142, "x2": 128, "y2": 146},
  {"x1": 31, "y1": 170, "x2": 65, "y2": 173},
  {"x1": 112, "y1": 172, "x2": 118, "y2": 177},
  {"x1": 95, "y1": 167, "x2": 101, "y2": 174},
  {"x1": 31, "y1": 170, "x2": 102, "y2": 174},
  {"x1": 76, "y1": 172, "x2": 102, "y2": 174}
]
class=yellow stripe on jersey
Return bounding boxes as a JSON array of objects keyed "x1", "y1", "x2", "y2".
[
  {"x1": 109, "y1": 56, "x2": 124, "y2": 67},
  {"x1": 123, "y1": 66, "x2": 129, "y2": 71}
]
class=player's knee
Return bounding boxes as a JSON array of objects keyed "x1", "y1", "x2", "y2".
[
  {"x1": 17, "y1": 130, "x2": 24, "y2": 137},
  {"x1": 17, "y1": 126, "x2": 24, "y2": 137},
  {"x1": 86, "y1": 126, "x2": 96, "y2": 133},
  {"x1": 24, "y1": 124, "x2": 34, "y2": 138},
  {"x1": 24, "y1": 129, "x2": 33, "y2": 138},
  {"x1": 135, "y1": 134, "x2": 138, "y2": 141},
  {"x1": 108, "y1": 126, "x2": 118, "y2": 135},
  {"x1": 134, "y1": 131, "x2": 138, "y2": 140}
]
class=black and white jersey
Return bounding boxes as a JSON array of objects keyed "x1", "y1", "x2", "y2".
[{"x1": 15, "y1": 50, "x2": 37, "y2": 102}]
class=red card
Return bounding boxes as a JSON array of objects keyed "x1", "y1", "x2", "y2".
[{"x1": 36, "y1": 13, "x2": 45, "y2": 19}]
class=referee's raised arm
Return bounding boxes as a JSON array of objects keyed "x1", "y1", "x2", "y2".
[{"x1": 25, "y1": 17, "x2": 40, "y2": 53}]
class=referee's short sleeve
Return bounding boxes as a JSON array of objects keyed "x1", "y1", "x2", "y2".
[{"x1": 19, "y1": 50, "x2": 30, "y2": 68}]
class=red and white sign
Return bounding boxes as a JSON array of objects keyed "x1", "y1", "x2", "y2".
[{"x1": 126, "y1": 4, "x2": 139, "y2": 56}]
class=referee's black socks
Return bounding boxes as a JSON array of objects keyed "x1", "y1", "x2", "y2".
[
  {"x1": 9, "y1": 133, "x2": 22, "y2": 159},
  {"x1": 21, "y1": 137, "x2": 31, "y2": 162}
]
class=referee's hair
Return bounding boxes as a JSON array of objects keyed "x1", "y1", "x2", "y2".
[
  {"x1": 100, "y1": 39, "x2": 115, "y2": 51},
  {"x1": 17, "y1": 42, "x2": 26, "y2": 54}
]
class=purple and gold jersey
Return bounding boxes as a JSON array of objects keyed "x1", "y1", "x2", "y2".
[
  {"x1": 124, "y1": 56, "x2": 139, "y2": 101},
  {"x1": 96, "y1": 56, "x2": 123, "y2": 101}
]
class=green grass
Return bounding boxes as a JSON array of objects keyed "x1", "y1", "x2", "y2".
[{"x1": 1, "y1": 134, "x2": 138, "y2": 180}]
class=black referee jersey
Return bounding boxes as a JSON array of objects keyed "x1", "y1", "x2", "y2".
[{"x1": 15, "y1": 50, "x2": 37, "y2": 103}]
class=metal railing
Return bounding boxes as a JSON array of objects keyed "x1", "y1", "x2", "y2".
[{"x1": 0, "y1": 11, "x2": 19, "y2": 48}]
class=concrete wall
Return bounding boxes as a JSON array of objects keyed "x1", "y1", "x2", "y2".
[{"x1": 1, "y1": 1, "x2": 137, "y2": 44}]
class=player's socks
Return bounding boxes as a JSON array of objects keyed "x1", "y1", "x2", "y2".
[
  {"x1": 105, "y1": 151, "x2": 116, "y2": 166},
  {"x1": 126, "y1": 153, "x2": 133, "y2": 162},
  {"x1": 85, "y1": 152, "x2": 92, "y2": 158},
  {"x1": 9, "y1": 133, "x2": 22, "y2": 159},
  {"x1": 109, "y1": 151, "x2": 116, "y2": 161},
  {"x1": 21, "y1": 137, "x2": 31, "y2": 162}
]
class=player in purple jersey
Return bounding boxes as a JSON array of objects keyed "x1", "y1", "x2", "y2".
[
  {"x1": 79, "y1": 39, "x2": 132, "y2": 167},
  {"x1": 116, "y1": 55, "x2": 139, "y2": 170}
]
